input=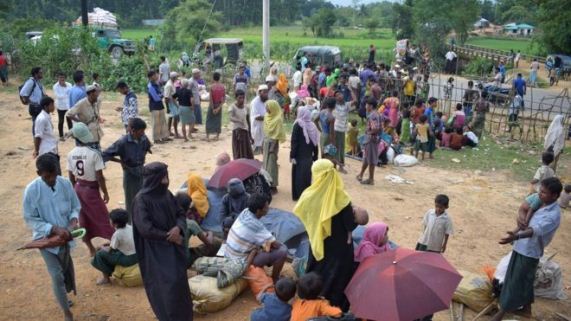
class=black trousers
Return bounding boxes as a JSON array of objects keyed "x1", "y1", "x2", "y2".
[{"x1": 57, "y1": 109, "x2": 73, "y2": 138}]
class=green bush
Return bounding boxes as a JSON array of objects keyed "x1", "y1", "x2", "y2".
[{"x1": 463, "y1": 57, "x2": 495, "y2": 77}]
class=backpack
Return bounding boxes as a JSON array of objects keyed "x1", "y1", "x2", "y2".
[{"x1": 18, "y1": 78, "x2": 37, "y2": 105}]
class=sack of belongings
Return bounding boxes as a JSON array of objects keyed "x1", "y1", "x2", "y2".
[
  {"x1": 452, "y1": 270, "x2": 494, "y2": 312},
  {"x1": 112, "y1": 264, "x2": 143, "y2": 287},
  {"x1": 189, "y1": 275, "x2": 248, "y2": 313}
]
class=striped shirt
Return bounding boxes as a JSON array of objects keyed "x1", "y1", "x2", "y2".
[{"x1": 225, "y1": 208, "x2": 275, "y2": 261}]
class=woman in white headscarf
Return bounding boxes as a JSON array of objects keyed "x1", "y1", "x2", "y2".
[
  {"x1": 290, "y1": 107, "x2": 319, "y2": 200},
  {"x1": 544, "y1": 115, "x2": 566, "y2": 172}
]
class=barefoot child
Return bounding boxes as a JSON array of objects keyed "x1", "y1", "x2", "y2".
[
  {"x1": 291, "y1": 272, "x2": 343, "y2": 321},
  {"x1": 91, "y1": 209, "x2": 138, "y2": 285},
  {"x1": 416, "y1": 194, "x2": 453, "y2": 253},
  {"x1": 530, "y1": 151, "x2": 555, "y2": 193},
  {"x1": 414, "y1": 115, "x2": 431, "y2": 160},
  {"x1": 345, "y1": 119, "x2": 359, "y2": 156},
  {"x1": 251, "y1": 277, "x2": 297, "y2": 321}
]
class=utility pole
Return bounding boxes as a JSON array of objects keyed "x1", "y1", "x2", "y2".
[
  {"x1": 81, "y1": 0, "x2": 88, "y2": 27},
  {"x1": 262, "y1": 0, "x2": 270, "y2": 71}
]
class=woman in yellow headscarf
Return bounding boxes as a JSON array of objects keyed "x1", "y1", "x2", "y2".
[
  {"x1": 263, "y1": 100, "x2": 286, "y2": 193},
  {"x1": 187, "y1": 173, "x2": 209, "y2": 219},
  {"x1": 293, "y1": 159, "x2": 356, "y2": 311}
]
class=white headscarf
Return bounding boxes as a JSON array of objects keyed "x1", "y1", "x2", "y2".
[
  {"x1": 544, "y1": 115, "x2": 566, "y2": 155},
  {"x1": 294, "y1": 107, "x2": 319, "y2": 146}
]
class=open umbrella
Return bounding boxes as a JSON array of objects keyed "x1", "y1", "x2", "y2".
[
  {"x1": 208, "y1": 159, "x2": 262, "y2": 188},
  {"x1": 345, "y1": 247, "x2": 462, "y2": 321}
]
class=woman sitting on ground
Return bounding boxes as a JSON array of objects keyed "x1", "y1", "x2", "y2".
[{"x1": 354, "y1": 222, "x2": 397, "y2": 263}]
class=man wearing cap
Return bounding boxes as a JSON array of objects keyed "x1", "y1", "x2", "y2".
[
  {"x1": 250, "y1": 85, "x2": 269, "y2": 154},
  {"x1": 67, "y1": 123, "x2": 114, "y2": 256},
  {"x1": 66, "y1": 85, "x2": 103, "y2": 150},
  {"x1": 190, "y1": 69, "x2": 203, "y2": 126},
  {"x1": 164, "y1": 72, "x2": 180, "y2": 138},
  {"x1": 115, "y1": 81, "x2": 138, "y2": 132}
]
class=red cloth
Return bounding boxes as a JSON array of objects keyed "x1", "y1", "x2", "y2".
[
  {"x1": 0, "y1": 55, "x2": 6, "y2": 67},
  {"x1": 210, "y1": 83, "x2": 226, "y2": 105},
  {"x1": 449, "y1": 133, "x2": 464, "y2": 150},
  {"x1": 75, "y1": 180, "x2": 114, "y2": 241}
]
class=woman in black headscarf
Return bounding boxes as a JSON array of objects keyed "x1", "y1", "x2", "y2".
[{"x1": 132, "y1": 162, "x2": 193, "y2": 321}]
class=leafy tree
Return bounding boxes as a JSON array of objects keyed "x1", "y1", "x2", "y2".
[
  {"x1": 535, "y1": 0, "x2": 571, "y2": 54},
  {"x1": 314, "y1": 8, "x2": 337, "y2": 37},
  {"x1": 391, "y1": 0, "x2": 414, "y2": 40},
  {"x1": 479, "y1": 0, "x2": 495, "y2": 23},
  {"x1": 160, "y1": 0, "x2": 222, "y2": 51},
  {"x1": 501, "y1": 5, "x2": 534, "y2": 23},
  {"x1": 365, "y1": 18, "x2": 380, "y2": 35}
]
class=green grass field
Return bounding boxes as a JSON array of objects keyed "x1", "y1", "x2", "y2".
[{"x1": 465, "y1": 37, "x2": 538, "y2": 55}]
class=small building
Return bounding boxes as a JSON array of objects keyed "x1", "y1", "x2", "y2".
[
  {"x1": 474, "y1": 18, "x2": 490, "y2": 29},
  {"x1": 503, "y1": 23, "x2": 535, "y2": 36}
]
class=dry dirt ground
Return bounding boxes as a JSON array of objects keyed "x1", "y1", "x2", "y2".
[{"x1": 0, "y1": 86, "x2": 569, "y2": 321}]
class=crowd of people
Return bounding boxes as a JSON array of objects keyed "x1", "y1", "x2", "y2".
[{"x1": 17, "y1": 45, "x2": 567, "y2": 321}]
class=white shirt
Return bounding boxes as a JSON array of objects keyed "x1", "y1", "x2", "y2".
[
  {"x1": 445, "y1": 51, "x2": 457, "y2": 61},
  {"x1": 418, "y1": 209, "x2": 454, "y2": 252},
  {"x1": 34, "y1": 110, "x2": 58, "y2": 156},
  {"x1": 464, "y1": 131, "x2": 479, "y2": 144},
  {"x1": 111, "y1": 225, "x2": 136, "y2": 256},
  {"x1": 159, "y1": 62, "x2": 170, "y2": 83},
  {"x1": 348, "y1": 76, "x2": 360, "y2": 90},
  {"x1": 292, "y1": 70, "x2": 302, "y2": 88},
  {"x1": 66, "y1": 146, "x2": 105, "y2": 182},
  {"x1": 250, "y1": 96, "x2": 267, "y2": 147},
  {"x1": 533, "y1": 165, "x2": 555, "y2": 192},
  {"x1": 53, "y1": 82, "x2": 72, "y2": 110},
  {"x1": 333, "y1": 102, "x2": 349, "y2": 132}
]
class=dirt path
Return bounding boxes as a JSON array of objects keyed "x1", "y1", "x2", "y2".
[{"x1": 0, "y1": 87, "x2": 569, "y2": 321}]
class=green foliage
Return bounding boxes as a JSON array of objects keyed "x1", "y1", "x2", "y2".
[
  {"x1": 95, "y1": 55, "x2": 151, "y2": 93},
  {"x1": 535, "y1": 0, "x2": 571, "y2": 54},
  {"x1": 313, "y1": 8, "x2": 337, "y2": 37},
  {"x1": 160, "y1": 0, "x2": 222, "y2": 51},
  {"x1": 18, "y1": 27, "x2": 107, "y2": 79},
  {"x1": 391, "y1": 0, "x2": 414, "y2": 39},
  {"x1": 365, "y1": 18, "x2": 380, "y2": 35},
  {"x1": 463, "y1": 57, "x2": 495, "y2": 76},
  {"x1": 501, "y1": 5, "x2": 534, "y2": 24}
]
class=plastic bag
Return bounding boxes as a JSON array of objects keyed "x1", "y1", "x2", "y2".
[
  {"x1": 393, "y1": 154, "x2": 419, "y2": 167},
  {"x1": 189, "y1": 275, "x2": 248, "y2": 313},
  {"x1": 452, "y1": 270, "x2": 494, "y2": 312},
  {"x1": 534, "y1": 256, "x2": 567, "y2": 300},
  {"x1": 243, "y1": 266, "x2": 274, "y2": 298},
  {"x1": 112, "y1": 264, "x2": 143, "y2": 287},
  {"x1": 386, "y1": 147, "x2": 395, "y2": 164}
]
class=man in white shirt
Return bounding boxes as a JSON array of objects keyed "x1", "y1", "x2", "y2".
[
  {"x1": 33, "y1": 96, "x2": 60, "y2": 174},
  {"x1": 250, "y1": 85, "x2": 269, "y2": 154},
  {"x1": 159, "y1": 56, "x2": 170, "y2": 86},
  {"x1": 333, "y1": 90, "x2": 349, "y2": 172},
  {"x1": 67, "y1": 122, "x2": 114, "y2": 256},
  {"x1": 445, "y1": 50, "x2": 457, "y2": 74},
  {"x1": 164, "y1": 72, "x2": 180, "y2": 138},
  {"x1": 53, "y1": 72, "x2": 72, "y2": 140},
  {"x1": 292, "y1": 64, "x2": 302, "y2": 91}
]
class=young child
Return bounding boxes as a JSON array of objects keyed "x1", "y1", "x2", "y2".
[
  {"x1": 251, "y1": 277, "x2": 297, "y2": 321},
  {"x1": 530, "y1": 152, "x2": 555, "y2": 193},
  {"x1": 462, "y1": 125, "x2": 479, "y2": 148},
  {"x1": 444, "y1": 77, "x2": 454, "y2": 100},
  {"x1": 416, "y1": 194, "x2": 453, "y2": 253},
  {"x1": 414, "y1": 115, "x2": 431, "y2": 160},
  {"x1": 400, "y1": 109, "x2": 412, "y2": 146},
  {"x1": 559, "y1": 184, "x2": 571, "y2": 209},
  {"x1": 221, "y1": 178, "x2": 250, "y2": 236},
  {"x1": 91, "y1": 209, "x2": 138, "y2": 285},
  {"x1": 345, "y1": 119, "x2": 359, "y2": 156},
  {"x1": 449, "y1": 128, "x2": 464, "y2": 151},
  {"x1": 433, "y1": 112, "x2": 444, "y2": 140},
  {"x1": 291, "y1": 272, "x2": 343, "y2": 321}
]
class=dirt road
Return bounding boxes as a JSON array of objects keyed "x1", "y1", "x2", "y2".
[{"x1": 0, "y1": 87, "x2": 569, "y2": 321}]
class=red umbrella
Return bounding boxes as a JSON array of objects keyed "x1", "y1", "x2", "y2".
[
  {"x1": 345, "y1": 248, "x2": 462, "y2": 321},
  {"x1": 208, "y1": 159, "x2": 262, "y2": 188}
]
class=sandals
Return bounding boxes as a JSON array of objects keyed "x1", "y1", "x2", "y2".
[{"x1": 356, "y1": 175, "x2": 363, "y2": 182}]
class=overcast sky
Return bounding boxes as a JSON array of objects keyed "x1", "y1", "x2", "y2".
[{"x1": 328, "y1": 0, "x2": 398, "y2": 6}]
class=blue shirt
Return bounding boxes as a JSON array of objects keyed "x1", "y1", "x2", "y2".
[
  {"x1": 424, "y1": 107, "x2": 434, "y2": 127},
  {"x1": 147, "y1": 81, "x2": 164, "y2": 111},
  {"x1": 250, "y1": 293, "x2": 291, "y2": 321},
  {"x1": 69, "y1": 85, "x2": 86, "y2": 108},
  {"x1": 22, "y1": 176, "x2": 81, "y2": 254},
  {"x1": 513, "y1": 201, "x2": 561, "y2": 259},
  {"x1": 359, "y1": 68, "x2": 375, "y2": 85},
  {"x1": 513, "y1": 77, "x2": 526, "y2": 96},
  {"x1": 499, "y1": 64, "x2": 506, "y2": 77},
  {"x1": 19, "y1": 78, "x2": 44, "y2": 105}
]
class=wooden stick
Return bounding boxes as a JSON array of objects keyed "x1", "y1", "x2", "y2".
[
  {"x1": 471, "y1": 301, "x2": 496, "y2": 321},
  {"x1": 556, "y1": 312, "x2": 571, "y2": 321}
]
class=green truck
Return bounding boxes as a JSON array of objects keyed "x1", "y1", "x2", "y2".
[{"x1": 93, "y1": 28, "x2": 136, "y2": 59}]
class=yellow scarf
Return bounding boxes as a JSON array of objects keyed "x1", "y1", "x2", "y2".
[
  {"x1": 293, "y1": 159, "x2": 351, "y2": 261},
  {"x1": 187, "y1": 173, "x2": 209, "y2": 217},
  {"x1": 263, "y1": 100, "x2": 286, "y2": 142}
]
